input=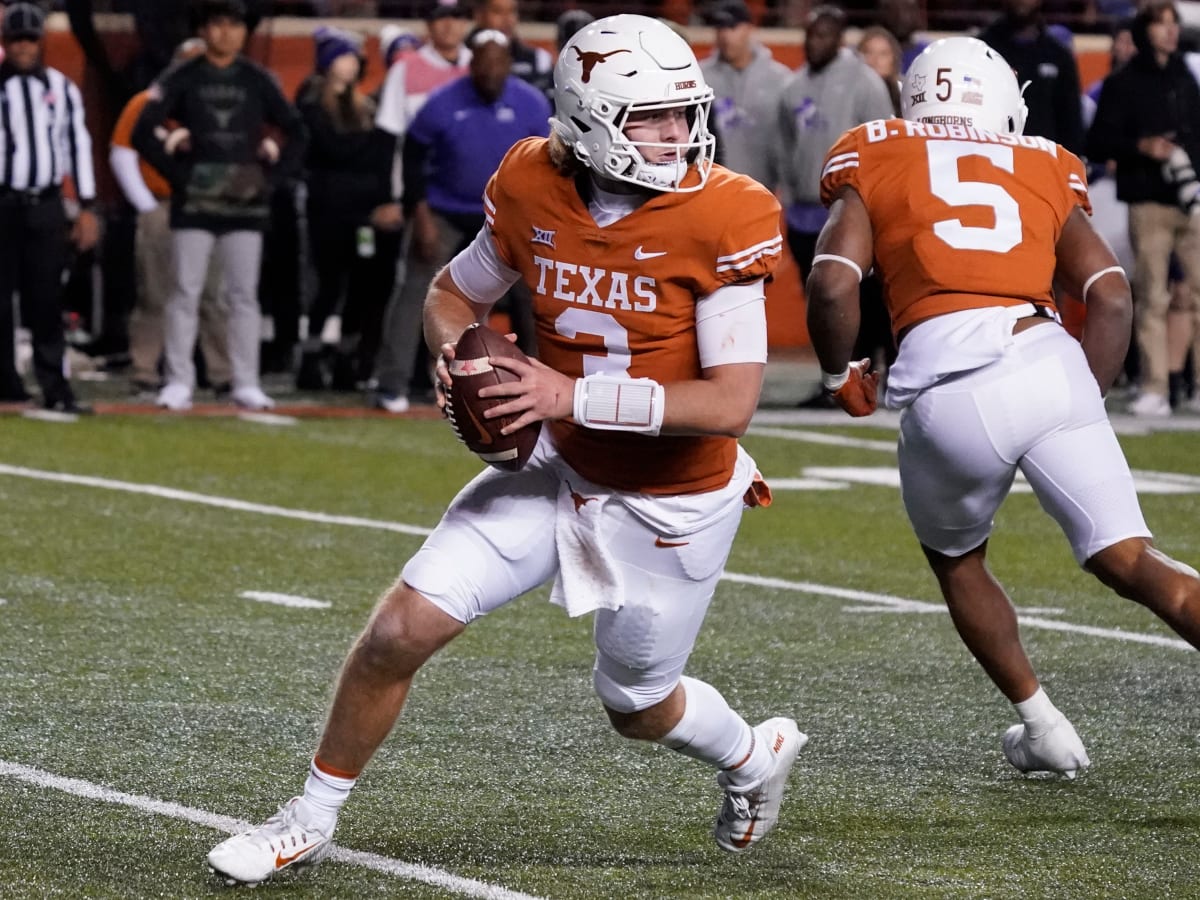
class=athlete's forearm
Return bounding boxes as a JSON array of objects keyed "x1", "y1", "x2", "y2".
[
  {"x1": 805, "y1": 277, "x2": 861, "y2": 378},
  {"x1": 1080, "y1": 287, "x2": 1133, "y2": 396},
  {"x1": 658, "y1": 364, "x2": 764, "y2": 437},
  {"x1": 423, "y1": 267, "x2": 494, "y2": 358}
]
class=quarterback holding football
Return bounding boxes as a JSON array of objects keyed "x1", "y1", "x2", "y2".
[{"x1": 208, "y1": 15, "x2": 803, "y2": 884}]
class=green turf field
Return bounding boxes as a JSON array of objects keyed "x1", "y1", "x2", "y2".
[{"x1": 0, "y1": 408, "x2": 1197, "y2": 899}]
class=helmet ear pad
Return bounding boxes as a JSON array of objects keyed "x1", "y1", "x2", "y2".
[
  {"x1": 552, "y1": 14, "x2": 715, "y2": 192},
  {"x1": 901, "y1": 36, "x2": 1028, "y2": 135}
]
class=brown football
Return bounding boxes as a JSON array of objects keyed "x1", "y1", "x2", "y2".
[{"x1": 445, "y1": 323, "x2": 541, "y2": 471}]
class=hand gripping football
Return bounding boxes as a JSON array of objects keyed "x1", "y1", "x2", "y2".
[{"x1": 445, "y1": 323, "x2": 541, "y2": 471}]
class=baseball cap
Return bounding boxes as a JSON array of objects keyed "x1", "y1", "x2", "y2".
[
  {"x1": 426, "y1": 0, "x2": 471, "y2": 21},
  {"x1": 706, "y1": 0, "x2": 752, "y2": 28},
  {"x1": 2, "y1": 3, "x2": 46, "y2": 41}
]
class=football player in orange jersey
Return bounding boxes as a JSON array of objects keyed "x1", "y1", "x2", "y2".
[
  {"x1": 208, "y1": 15, "x2": 804, "y2": 884},
  {"x1": 807, "y1": 36, "x2": 1200, "y2": 779}
]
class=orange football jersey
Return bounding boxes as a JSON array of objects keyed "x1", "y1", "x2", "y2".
[
  {"x1": 820, "y1": 118, "x2": 1091, "y2": 336},
  {"x1": 484, "y1": 138, "x2": 783, "y2": 495}
]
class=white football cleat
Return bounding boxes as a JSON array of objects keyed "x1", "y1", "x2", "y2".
[
  {"x1": 1002, "y1": 716, "x2": 1091, "y2": 779},
  {"x1": 207, "y1": 797, "x2": 332, "y2": 885},
  {"x1": 713, "y1": 717, "x2": 806, "y2": 853}
]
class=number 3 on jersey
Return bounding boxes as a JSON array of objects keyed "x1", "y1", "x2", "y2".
[
  {"x1": 927, "y1": 140, "x2": 1021, "y2": 253},
  {"x1": 555, "y1": 307, "x2": 631, "y2": 377}
]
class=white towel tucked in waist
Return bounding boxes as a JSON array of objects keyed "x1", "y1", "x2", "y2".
[{"x1": 550, "y1": 480, "x2": 624, "y2": 618}]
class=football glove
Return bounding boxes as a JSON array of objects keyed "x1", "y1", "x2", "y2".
[{"x1": 824, "y1": 359, "x2": 879, "y2": 417}]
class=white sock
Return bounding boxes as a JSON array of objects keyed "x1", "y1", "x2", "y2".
[
  {"x1": 658, "y1": 676, "x2": 771, "y2": 789},
  {"x1": 296, "y1": 757, "x2": 357, "y2": 833},
  {"x1": 1013, "y1": 687, "x2": 1060, "y2": 738}
]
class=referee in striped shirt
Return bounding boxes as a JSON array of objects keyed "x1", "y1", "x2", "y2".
[{"x1": 0, "y1": 3, "x2": 99, "y2": 413}]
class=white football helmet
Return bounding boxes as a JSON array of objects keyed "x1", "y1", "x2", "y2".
[
  {"x1": 901, "y1": 37, "x2": 1029, "y2": 135},
  {"x1": 552, "y1": 14, "x2": 715, "y2": 192}
]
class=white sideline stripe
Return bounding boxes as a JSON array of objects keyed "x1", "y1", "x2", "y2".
[
  {"x1": 0, "y1": 463, "x2": 1189, "y2": 650},
  {"x1": 240, "y1": 591, "x2": 330, "y2": 609},
  {"x1": 720, "y1": 572, "x2": 1193, "y2": 650},
  {"x1": 0, "y1": 761, "x2": 545, "y2": 900},
  {"x1": 0, "y1": 463, "x2": 433, "y2": 537}
]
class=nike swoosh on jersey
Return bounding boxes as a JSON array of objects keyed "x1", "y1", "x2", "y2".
[
  {"x1": 654, "y1": 536, "x2": 690, "y2": 548},
  {"x1": 634, "y1": 246, "x2": 668, "y2": 260}
]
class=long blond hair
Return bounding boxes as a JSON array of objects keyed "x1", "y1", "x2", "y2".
[{"x1": 547, "y1": 125, "x2": 586, "y2": 178}]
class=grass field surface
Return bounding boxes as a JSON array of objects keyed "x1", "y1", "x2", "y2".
[{"x1": 1, "y1": 405, "x2": 1197, "y2": 899}]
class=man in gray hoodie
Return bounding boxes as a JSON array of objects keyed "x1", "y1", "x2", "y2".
[
  {"x1": 777, "y1": 5, "x2": 894, "y2": 281},
  {"x1": 700, "y1": 0, "x2": 790, "y2": 191}
]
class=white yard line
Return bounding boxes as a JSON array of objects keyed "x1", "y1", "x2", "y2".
[
  {"x1": 0, "y1": 760, "x2": 545, "y2": 900},
  {"x1": 240, "y1": 590, "x2": 331, "y2": 609},
  {"x1": 748, "y1": 425, "x2": 898, "y2": 452},
  {"x1": 0, "y1": 462, "x2": 1191, "y2": 651},
  {"x1": 748, "y1": 424, "x2": 1200, "y2": 494},
  {"x1": 721, "y1": 573, "x2": 1192, "y2": 650},
  {"x1": 0, "y1": 463, "x2": 432, "y2": 537},
  {"x1": 747, "y1": 424, "x2": 1200, "y2": 490}
]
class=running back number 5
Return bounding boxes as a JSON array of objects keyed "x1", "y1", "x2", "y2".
[{"x1": 927, "y1": 140, "x2": 1021, "y2": 253}]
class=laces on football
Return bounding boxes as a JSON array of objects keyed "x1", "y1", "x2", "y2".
[{"x1": 442, "y1": 382, "x2": 466, "y2": 445}]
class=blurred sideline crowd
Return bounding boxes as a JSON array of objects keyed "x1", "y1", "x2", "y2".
[{"x1": 1, "y1": 0, "x2": 1198, "y2": 417}]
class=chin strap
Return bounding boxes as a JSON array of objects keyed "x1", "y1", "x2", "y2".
[{"x1": 640, "y1": 158, "x2": 689, "y2": 189}]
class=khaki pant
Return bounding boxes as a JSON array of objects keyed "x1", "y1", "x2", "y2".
[
  {"x1": 1127, "y1": 201, "x2": 1200, "y2": 398},
  {"x1": 129, "y1": 200, "x2": 230, "y2": 386}
]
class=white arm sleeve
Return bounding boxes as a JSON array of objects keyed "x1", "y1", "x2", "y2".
[
  {"x1": 447, "y1": 225, "x2": 524, "y2": 306},
  {"x1": 109, "y1": 145, "x2": 158, "y2": 213},
  {"x1": 695, "y1": 279, "x2": 768, "y2": 368}
]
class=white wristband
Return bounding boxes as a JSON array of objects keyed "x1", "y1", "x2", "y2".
[
  {"x1": 573, "y1": 374, "x2": 665, "y2": 435},
  {"x1": 821, "y1": 367, "x2": 850, "y2": 390}
]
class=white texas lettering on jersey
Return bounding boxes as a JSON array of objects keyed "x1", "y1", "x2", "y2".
[{"x1": 532, "y1": 255, "x2": 657, "y2": 312}]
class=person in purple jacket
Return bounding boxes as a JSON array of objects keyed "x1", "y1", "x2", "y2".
[{"x1": 371, "y1": 28, "x2": 549, "y2": 413}]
